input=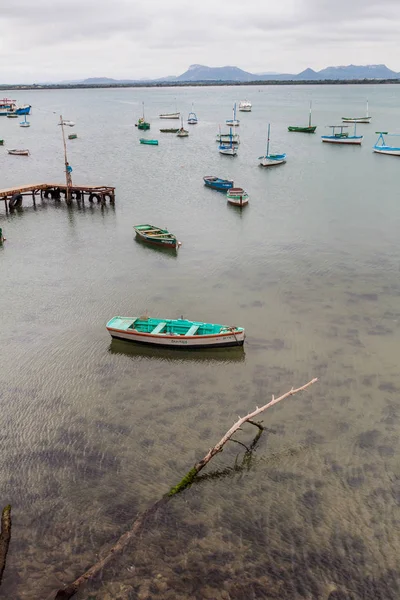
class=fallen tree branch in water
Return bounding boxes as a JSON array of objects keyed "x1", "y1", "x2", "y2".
[
  {"x1": 0, "y1": 505, "x2": 11, "y2": 586},
  {"x1": 51, "y1": 378, "x2": 317, "y2": 599}
]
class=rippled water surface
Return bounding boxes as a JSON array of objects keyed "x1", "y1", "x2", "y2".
[{"x1": 1, "y1": 84, "x2": 400, "y2": 599}]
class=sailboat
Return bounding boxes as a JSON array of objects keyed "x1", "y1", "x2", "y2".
[
  {"x1": 342, "y1": 100, "x2": 371, "y2": 123},
  {"x1": 259, "y1": 124, "x2": 286, "y2": 166},
  {"x1": 216, "y1": 125, "x2": 240, "y2": 144},
  {"x1": 219, "y1": 127, "x2": 237, "y2": 156},
  {"x1": 137, "y1": 102, "x2": 150, "y2": 130},
  {"x1": 20, "y1": 114, "x2": 30, "y2": 128},
  {"x1": 226, "y1": 102, "x2": 240, "y2": 127},
  {"x1": 321, "y1": 124, "x2": 363, "y2": 145},
  {"x1": 288, "y1": 102, "x2": 316, "y2": 133},
  {"x1": 187, "y1": 104, "x2": 198, "y2": 124},
  {"x1": 373, "y1": 132, "x2": 400, "y2": 156},
  {"x1": 177, "y1": 117, "x2": 189, "y2": 137}
]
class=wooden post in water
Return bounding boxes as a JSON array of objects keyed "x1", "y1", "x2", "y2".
[{"x1": 60, "y1": 115, "x2": 72, "y2": 204}]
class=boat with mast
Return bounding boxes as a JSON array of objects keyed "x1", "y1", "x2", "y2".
[
  {"x1": 219, "y1": 127, "x2": 237, "y2": 156},
  {"x1": 321, "y1": 124, "x2": 363, "y2": 145},
  {"x1": 136, "y1": 102, "x2": 150, "y2": 130},
  {"x1": 259, "y1": 124, "x2": 286, "y2": 167},
  {"x1": 373, "y1": 132, "x2": 400, "y2": 156},
  {"x1": 20, "y1": 115, "x2": 30, "y2": 128},
  {"x1": 177, "y1": 117, "x2": 189, "y2": 137},
  {"x1": 288, "y1": 102, "x2": 316, "y2": 133},
  {"x1": 216, "y1": 125, "x2": 240, "y2": 144},
  {"x1": 187, "y1": 104, "x2": 198, "y2": 124},
  {"x1": 342, "y1": 100, "x2": 371, "y2": 123},
  {"x1": 226, "y1": 102, "x2": 239, "y2": 127}
]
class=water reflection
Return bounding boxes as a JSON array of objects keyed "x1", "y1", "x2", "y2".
[{"x1": 108, "y1": 339, "x2": 246, "y2": 362}]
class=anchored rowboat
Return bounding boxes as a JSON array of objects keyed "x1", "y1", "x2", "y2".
[
  {"x1": 139, "y1": 138, "x2": 158, "y2": 145},
  {"x1": 106, "y1": 316, "x2": 245, "y2": 348},
  {"x1": 68, "y1": 134, "x2": 78, "y2": 140},
  {"x1": 160, "y1": 128, "x2": 179, "y2": 133},
  {"x1": 7, "y1": 149, "x2": 30, "y2": 155},
  {"x1": 203, "y1": 176, "x2": 234, "y2": 191},
  {"x1": 159, "y1": 112, "x2": 180, "y2": 119},
  {"x1": 227, "y1": 188, "x2": 249, "y2": 206},
  {"x1": 134, "y1": 224, "x2": 180, "y2": 250}
]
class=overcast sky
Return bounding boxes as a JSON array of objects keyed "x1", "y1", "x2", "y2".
[{"x1": 1, "y1": 0, "x2": 399, "y2": 83}]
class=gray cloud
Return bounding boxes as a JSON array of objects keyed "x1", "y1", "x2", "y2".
[{"x1": 1, "y1": 0, "x2": 400, "y2": 82}]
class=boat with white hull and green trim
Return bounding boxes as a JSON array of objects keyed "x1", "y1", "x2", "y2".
[{"x1": 106, "y1": 316, "x2": 245, "y2": 348}]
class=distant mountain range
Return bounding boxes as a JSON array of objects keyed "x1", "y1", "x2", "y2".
[{"x1": 75, "y1": 64, "x2": 400, "y2": 85}]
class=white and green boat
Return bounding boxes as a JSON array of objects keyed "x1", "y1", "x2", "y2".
[{"x1": 106, "y1": 316, "x2": 245, "y2": 348}]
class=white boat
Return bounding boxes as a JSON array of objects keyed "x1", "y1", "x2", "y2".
[
  {"x1": 219, "y1": 122, "x2": 237, "y2": 156},
  {"x1": 226, "y1": 102, "x2": 240, "y2": 127},
  {"x1": 58, "y1": 120, "x2": 75, "y2": 127},
  {"x1": 342, "y1": 100, "x2": 371, "y2": 123},
  {"x1": 239, "y1": 100, "x2": 252, "y2": 112},
  {"x1": 7, "y1": 149, "x2": 30, "y2": 156},
  {"x1": 159, "y1": 112, "x2": 180, "y2": 119},
  {"x1": 106, "y1": 316, "x2": 245, "y2": 348},
  {"x1": 373, "y1": 132, "x2": 400, "y2": 156},
  {"x1": 187, "y1": 103, "x2": 198, "y2": 124},
  {"x1": 259, "y1": 124, "x2": 286, "y2": 166},
  {"x1": 227, "y1": 187, "x2": 249, "y2": 206},
  {"x1": 321, "y1": 124, "x2": 363, "y2": 145}
]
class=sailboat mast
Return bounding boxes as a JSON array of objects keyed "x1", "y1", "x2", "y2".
[
  {"x1": 309, "y1": 101, "x2": 312, "y2": 128},
  {"x1": 266, "y1": 123, "x2": 270, "y2": 156},
  {"x1": 142, "y1": 101, "x2": 145, "y2": 120},
  {"x1": 366, "y1": 99, "x2": 369, "y2": 118},
  {"x1": 60, "y1": 114, "x2": 72, "y2": 202}
]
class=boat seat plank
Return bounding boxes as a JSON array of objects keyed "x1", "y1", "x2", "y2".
[
  {"x1": 185, "y1": 324, "x2": 199, "y2": 336},
  {"x1": 151, "y1": 322, "x2": 166, "y2": 334},
  {"x1": 146, "y1": 233, "x2": 171, "y2": 238}
]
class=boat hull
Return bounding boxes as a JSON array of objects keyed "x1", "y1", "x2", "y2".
[
  {"x1": 373, "y1": 146, "x2": 400, "y2": 156},
  {"x1": 15, "y1": 105, "x2": 31, "y2": 115},
  {"x1": 139, "y1": 139, "x2": 158, "y2": 145},
  {"x1": 7, "y1": 149, "x2": 29, "y2": 155},
  {"x1": 159, "y1": 113, "x2": 180, "y2": 119},
  {"x1": 107, "y1": 326, "x2": 245, "y2": 348},
  {"x1": 342, "y1": 117, "x2": 371, "y2": 123},
  {"x1": 226, "y1": 120, "x2": 240, "y2": 127},
  {"x1": 259, "y1": 157, "x2": 286, "y2": 167},
  {"x1": 216, "y1": 135, "x2": 240, "y2": 144},
  {"x1": 219, "y1": 147, "x2": 237, "y2": 155},
  {"x1": 203, "y1": 177, "x2": 234, "y2": 191},
  {"x1": 227, "y1": 188, "x2": 248, "y2": 206},
  {"x1": 321, "y1": 136, "x2": 362, "y2": 145},
  {"x1": 288, "y1": 126, "x2": 316, "y2": 133}
]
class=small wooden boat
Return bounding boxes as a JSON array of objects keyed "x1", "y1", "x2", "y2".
[
  {"x1": 139, "y1": 138, "x2": 158, "y2": 145},
  {"x1": 187, "y1": 104, "x2": 198, "y2": 124},
  {"x1": 177, "y1": 118, "x2": 189, "y2": 137},
  {"x1": 259, "y1": 124, "x2": 286, "y2": 166},
  {"x1": 321, "y1": 125, "x2": 362, "y2": 145},
  {"x1": 227, "y1": 188, "x2": 249, "y2": 206},
  {"x1": 137, "y1": 102, "x2": 150, "y2": 130},
  {"x1": 159, "y1": 112, "x2": 180, "y2": 119},
  {"x1": 160, "y1": 128, "x2": 179, "y2": 133},
  {"x1": 7, "y1": 149, "x2": 29, "y2": 156},
  {"x1": 7, "y1": 113, "x2": 18, "y2": 118},
  {"x1": 342, "y1": 100, "x2": 371, "y2": 123},
  {"x1": 106, "y1": 315, "x2": 245, "y2": 348},
  {"x1": 216, "y1": 128, "x2": 240, "y2": 144},
  {"x1": 288, "y1": 102, "x2": 316, "y2": 133},
  {"x1": 219, "y1": 128, "x2": 237, "y2": 156},
  {"x1": 58, "y1": 120, "x2": 75, "y2": 127},
  {"x1": 203, "y1": 176, "x2": 234, "y2": 191},
  {"x1": 239, "y1": 100, "x2": 252, "y2": 112},
  {"x1": 373, "y1": 132, "x2": 400, "y2": 156},
  {"x1": 226, "y1": 102, "x2": 240, "y2": 127},
  {"x1": 134, "y1": 224, "x2": 180, "y2": 249},
  {"x1": 68, "y1": 134, "x2": 78, "y2": 140}
]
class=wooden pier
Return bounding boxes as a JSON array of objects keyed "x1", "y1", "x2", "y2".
[{"x1": 0, "y1": 183, "x2": 115, "y2": 213}]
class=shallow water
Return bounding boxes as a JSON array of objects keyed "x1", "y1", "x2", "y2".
[{"x1": 1, "y1": 84, "x2": 400, "y2": 599}]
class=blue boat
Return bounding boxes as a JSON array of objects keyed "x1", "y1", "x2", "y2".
[
  {"x1": 188, "y1": 104, "x2": 198, "y2": 124},
  {"x1": 219, "y1": 128, "x2": 237, "y2": 156},
  {"x1": 203, "y1": 176, "x2": 234, "y2": 191},
  {"x1": 373, "y1": 132, "x2": 400, "y2": 156},
  {"x1": 321, "y1": 124, "x2": 363, "y2": 145},
  {"x1": 14, "y1": 105, "x2": 31, "y2": 115},
  {"x1": 226, "y1": 102, "x2": 239, "y2": 127}
]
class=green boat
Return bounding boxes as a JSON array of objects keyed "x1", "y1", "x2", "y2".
[
  {"x1": 139, "y1": 139, "x2": 158, "y2": 145},
  {"x1": 288, "y1": 102, "x2": 317, "y2": 133},
  {"x1": 136, "y1": 102, "x2": 150, "y2": 130},
  {"x1": 160, "y1": 128, "x2": 179, "y2": 133},
  {"x1": 68, "y1": 134, "x2": 77, "y2": 140},
  {"x1": 106, "y1": 315, "x2": 245, "y2": 348},
  {"x1": 0, "y1": 140, "x2": 3, "y2": 146}
]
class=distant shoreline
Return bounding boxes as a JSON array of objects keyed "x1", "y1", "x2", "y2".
[{"x1": 1, "y1": 78, "x2": 400, "y2": 91}]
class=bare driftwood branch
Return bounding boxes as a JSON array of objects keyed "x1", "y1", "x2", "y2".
[
  {"x1": 0, "y1": 505, "x2": 11, "y2": 586},
  {"x1": 51, "y1": 378, "x2": 317, "y2": 600}
]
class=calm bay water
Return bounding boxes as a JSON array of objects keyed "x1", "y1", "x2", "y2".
[{"x1": 1, "y1": 84, "x2": 400, "y2": 599}]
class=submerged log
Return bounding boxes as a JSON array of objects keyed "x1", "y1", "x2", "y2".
[
  {"x1": 0, "y1": 505, "x2": 11, "y2": 586},
  {"x1": 52, "y1": 378, "x2": 317, "y2": 599}
]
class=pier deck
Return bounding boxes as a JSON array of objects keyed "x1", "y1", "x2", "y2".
[{"x1": 0, "y1": 183, "x2": 115, "y2": 212}]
